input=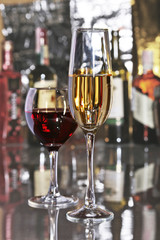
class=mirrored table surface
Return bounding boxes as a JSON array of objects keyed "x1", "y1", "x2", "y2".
[{"x1": 0, "y1": 136, "x2": 160, "y2": 240}]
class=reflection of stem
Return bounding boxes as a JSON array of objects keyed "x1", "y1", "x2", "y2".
[
  {"x1": 85, "y1": 133, "x2": 96, "y2": 208},
  {"x1": 48, "y1": 208, "x2": 59, "y2": 240},
  {"x1": 71, "y1": 145, "x2": 77, "y2": 182},
  {"x1": 85, "y1": 222, "x2": 96, "y2": 240},
  {"x1": 48, "y1": 151, "x2": 60, "y2": 197}
]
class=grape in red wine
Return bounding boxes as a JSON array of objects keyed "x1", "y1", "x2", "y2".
[{"x1": 25, "y1": 108, "x2": 77, "y2": 151}]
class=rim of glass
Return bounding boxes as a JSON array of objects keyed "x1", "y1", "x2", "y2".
[
  {"x1": 29, "y1": 87, "x2": 68, "y2": 91},
  {"x1": 76, "y1": 28, "x2": 109, "y2": 32}
]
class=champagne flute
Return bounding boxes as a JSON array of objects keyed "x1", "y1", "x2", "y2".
[
  {"x1": 25, "y1": 87, "x2": 78, "y2": 209},
  {"x1": 67, "y1": 28, "x2": 114, "y2": 223}
]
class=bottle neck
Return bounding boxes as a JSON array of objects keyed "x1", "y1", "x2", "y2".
[
  {"x1": 35, "y1": 28, "x2": 50, "y2": 66},
  {"x1": 143, "y1": 67, "x2": 153, "y2": 75},
  {"x1": 142, "y1": 50, "x2": 153, "y2": 74},
  {"x1": 2, "y1": 41, "x2": 14, "y2": 71},
  {"x1": 111, "y1": 31, "x2": 120, "y2": 61}
]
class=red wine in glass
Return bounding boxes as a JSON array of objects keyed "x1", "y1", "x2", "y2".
[{"x1": 25, "y1": 108, "x2": 77, "y2": 152}]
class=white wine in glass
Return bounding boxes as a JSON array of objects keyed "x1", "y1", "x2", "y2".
[{"x1": 67, "y1": 28, "x2": 114, "y2": 223}]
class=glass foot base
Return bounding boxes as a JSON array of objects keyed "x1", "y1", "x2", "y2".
[
  {"x1": 66, "y1": 205, "x2": 114, "y2": 224},
  {"x1": 28, "y1": 195, "x2": 79, "y2": 209}
]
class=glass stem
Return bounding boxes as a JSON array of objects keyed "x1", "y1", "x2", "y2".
[
  {"x1": 85, "y1": 132, "x2": 96, "y2": 208},
  {"x1": 48, "y1": 151, "x2": 60, "y2": 197}
]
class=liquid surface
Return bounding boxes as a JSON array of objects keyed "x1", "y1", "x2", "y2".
[
  {"x1": 69, "y1": 74, "x2": 112, "y2": 133},
  {"x1": 25, "y1": 109, "x2": 77, "y2": 151}
]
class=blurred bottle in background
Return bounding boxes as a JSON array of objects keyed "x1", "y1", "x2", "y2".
[
  {"x1": 105, "y1": 30, "x2": 131, "y2": 144},
  {"x1": 104, "y1": 146, "x2": 126, "y2": 211},
  {"x1": 0, "y1": 146, "x2": 23, "y2": 204},
  {"x1": 0, "y1": 41, "x2": 23, "y2": 144},
  {"x1": 132, "y1": 50, "x2": 160, "y2": 144},
  {"x1": 131, "y1": 145, "x2": 160, "y2": 240},
  {"x1": 0, "y1": 146, "x2": 22, "y2": 239},
  {"x1": 133, "y1": 146, "x2": 160, "y2": 206},
  {"x1": 0, "y1": 145, "x2": 47, "y2": 240},
  {"x1": 153, "y1": 85, "x2": 160, "y2": 144},
  {"x1": 104, "y1": 146, "x2": 128, "y2": 240},
  {"x1": 33, "y1": 147, "x2": 50, "y2": 197},
  {"x1": 120, "y1": 153, "x2": 134, "y2": 240},
  {"x1": 27, "y1": 27, "x2": 58, "y2": 146},
  {"x1": 28, "y1": 27, "x2": 57, "y2": 89},
  {"x1": 0, "y1": 75, "x2": 8, "y2": 144}
]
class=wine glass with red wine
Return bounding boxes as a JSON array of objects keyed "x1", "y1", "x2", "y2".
[{"x1": 25, "y1": 87, "x2": 78, "y2": 209}]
